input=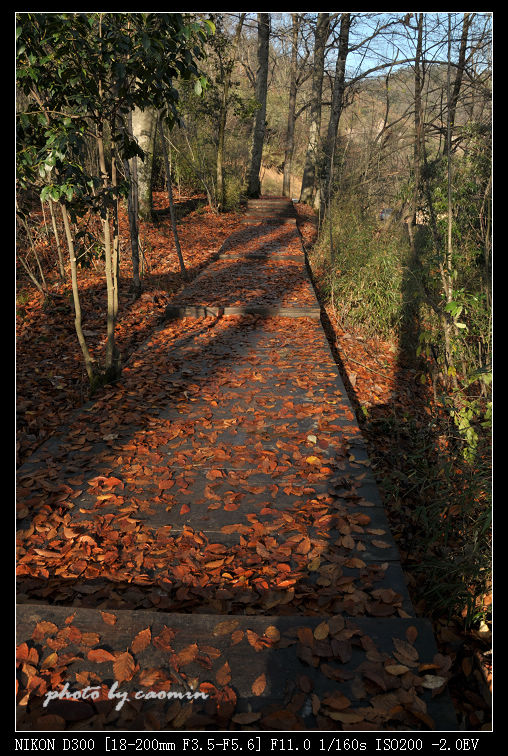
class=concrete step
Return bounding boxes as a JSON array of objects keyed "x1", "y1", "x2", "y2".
[{"x1": 16, "y1": 604, "x2": 458, "y2": 731}]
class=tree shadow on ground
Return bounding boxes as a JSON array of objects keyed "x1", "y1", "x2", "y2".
[{"x1": 16, "y1": 217, "x2": 459, "y2": 732}]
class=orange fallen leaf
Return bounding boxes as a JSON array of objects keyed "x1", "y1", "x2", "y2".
[
  {"x1": 252, "y1": 673, "x2": 266, "y2": 696},
  {"x1": 131, "y1": 627, "x2": 151, "y2": 654},
  {"x1": 113, "y1": 651, "x2": 136, "y2": 683},
  {"x1": 216, "y1": 661, "x2": 231, "y2": 686},
  {"x1": 88, "y1": 648, "x2": 116, "y2": 663}
]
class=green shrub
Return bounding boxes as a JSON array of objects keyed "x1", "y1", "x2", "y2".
[
  {"x1": 314, "y1": 199, "x2": 405, "y2": 339},
  {"x1": 223, "y1": 173, "x2": 244, "y2": 211}
]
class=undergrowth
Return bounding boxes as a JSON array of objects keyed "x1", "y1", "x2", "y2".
[{"x1": 308, "y1": 198, "x2": 492, "y2": 633}]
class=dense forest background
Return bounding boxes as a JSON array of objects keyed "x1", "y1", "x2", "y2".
[{"x1": 16, "y1": 12, "x2": 492, "y2": 728}]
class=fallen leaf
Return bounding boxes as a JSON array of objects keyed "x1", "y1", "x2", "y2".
[
  {"x1": 87, "y1": 648, "x2": 116, "y2": 663},
  {"x1": 131, "y1": 627, "x2": 151, "y2": 654},
  {"x1": 213, "y1": 619, "x2": 240, "y2": 637},
  {"x1": 313, "y1": 621, "x2": 329, "y2": 640},
  {"x1": 113, "y1": 651, "x2": 136, "y2": 683},
  {"x1": 252, "y1": 673, "x2": 267, "y2": 696},
  {"x1": 216, "y1": 661, "x2": 231, "y2": 686}
]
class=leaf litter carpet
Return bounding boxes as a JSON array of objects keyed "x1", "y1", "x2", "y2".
[{"x1": 16, "y1": 210, "x2": 458, "y2": 731}]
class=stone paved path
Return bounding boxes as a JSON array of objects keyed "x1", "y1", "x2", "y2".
[{"x1": 16, "y1": 201, "x2": 458, "y2": 731}]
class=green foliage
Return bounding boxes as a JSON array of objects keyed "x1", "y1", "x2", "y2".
[
  {"x1": 223, "y1": 172, "x2": 245, "y2": 211},
  {"x1": 16, "y1": 12, "x2": 212, "y2": 211},
  {"x1": 373, "y1": 407, "x2": 491, "y2": 629},
  {"x1": 314, "y1": 198, "x2": 405, "y2": 339}
]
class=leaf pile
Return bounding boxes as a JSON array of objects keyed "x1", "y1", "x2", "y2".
[
  {"x1": 17, "y1": 205, "x2": 457, "y2": 732},
  {"x1": 17, "y1": 607, "x2": 453, "y2": 731},
  {"x1": 16, "y1": 192, "x2": 243, "y2": 467}
]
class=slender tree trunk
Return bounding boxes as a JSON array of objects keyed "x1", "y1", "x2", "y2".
[
  {"x1": 19, "y1": 215, "x2": 48, "y2": 296},
  {"x1": 110, "y1": 129, "x2": 120, "y2": 321},
  {"x1": 60, "y1": 202, "x2": 96, "y2": 384},
  {"x1": 444, "y1": 12, "x2": 471, "y2": 156},
  {"x1": 300, "y1": 13, "x2": 329, "y2": 205},
  {"x1": 413, "y1": 14, "x2": 424, "y2": 228},
  {"x1": 158, "y1": 115, "x2": 188, "y2": 280},
  {"x1": 217, "y1": 13, "x2": 246, "y2": 210},
  {"x1": 123, "y1": 110, "x2": 142, "y2": 298},
  {"x1": 318, "y1": 13, "x2": 351, "y2": 213},
  {"x1": 96, "y1": 123, "x2": 120, "y2": 380},
  {"x1": 131, "y1": 105, "x2": 156, "y2": 221},
  {"x1": 48, "y1": 199, "x2": 66, "y2": 281},
  {"x1": 282, "y1": 13, "x2": 300, "y2": 198},
  {"x1": 247, "y1": 13, "x2": 270, "y2": 198}
]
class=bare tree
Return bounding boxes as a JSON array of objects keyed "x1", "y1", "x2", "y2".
[
  {"x1": 299, "y1": 13, "x2": 330, "y2": 204},
  {"x1": 247, "y1": 13, "x2": 270, "y2": 197},
  {"x1": 282, "y1": 14, "x2": 301, "y2": 197},
  {"x1": 317, "y1": 13, "x2": 351, "y2": 213}
]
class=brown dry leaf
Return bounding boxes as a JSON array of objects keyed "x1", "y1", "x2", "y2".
[
  {"x1": 232, "y1": 712, "x2": 261, "y2": 724},
  {"x1": 264, "y1": 625, "x2": 280, "y2": 642},
  {"x1": 247, "y1": 629, "x2": 268, "y2": 652},
  {"x1": 113, "y1": 651, "x2": 136, "y2": 683},
  {"x1": 172, "y1": 701, "x2": 194, "y2": 728},
  {"x1": 297, "y1": 626, "x2": 314, "y2": 647},
  {"x1": 421, "y1": 674, "x2": 448, "y2": 690},
  {"x1": 40, "y1": 652, "x2": 58, "y2": 670},
  {"x1": 131, "y1": 627, "x2": 151, "y2": 654},
  {"x1": 32, "y1": 621, "x2": 58, "y2": 641},
  {"x1": 296, "y1": 536, "x2": 311, "y2": 554},
  {"x1": 139, "y1": 668, "x2": 166, "y2": 687},
  {"x1": 320, "y1": 663, "x2": 344, "y2": 682},
  {"x1": 80, "y1": 632, "x2": 100, "y2": 647},
  {"x1": 87, "y1": 648, "x2": 116, "y2": 663},
  {"x1": 153, "y1": 626, "x2": 175, "y2": 652},
  {"x1": 313, "y1": 621, "x2": 329, "y2": 641},
  {"x1": 385, "y1": 663, "x2": 410, "y2": 676},
  {"x1": 251, "y1": 673, "x2": 267, "y2": 696},
  {"x1": 328, "y1": 615, "x2": 346, "y2": 635},
  {"x1": 213, "y1": 619, "x2": 240, "y2": 637},
  {"x1": 372, "y1": 539, "x2": 391, "y2": 549},
  {"x1": 327, "y1": 710, "x2": 364, "y2": 724},
  {"x1": 231, "y1": 629, "x2": 244, "y2": 646},
  {"x1": 175, "y1": 643, "x2": 199, "y2": 667},
  {"x1": 100, "y1": 612, "x2": 117, "y2": 626},
  {"x1": 393, "y1": 637, "x2": 419, "y2": 663},
  {"x1": 406, "y1": 625, "x2": 419, "y2": 644},
  {"x1": 216, "y1": 661, "x2": 231, "y2": 687},
  {"x1": 321, "y1": 691, "x2": 351, "y2": 711}
]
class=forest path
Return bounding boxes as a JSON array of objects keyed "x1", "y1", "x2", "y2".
[{"x1": 16, "y1": 200, "x2": 457, "y2": 731}]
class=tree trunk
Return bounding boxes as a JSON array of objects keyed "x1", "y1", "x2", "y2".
[
  {"x1": 282, "y1": 14, "x2": 300, "y2": 198},
  {"x1": 299, "y1": 13, "x2": 329, "y2": 205},
  {"x1": 96, "y1": 122, "x2": 120, "y2": 381},
  {"x1": 48, "y1": 199, "x2": 66, "y2": 281},
  {"x1": 444, "y1": 12, "x2": 471, "y2": 156},
  {"x1": 217, "y1": 13, "x2": 246, "y2": 210},
  {"x1": 60, "y1": 202, "x2": 96, "y2": 385},
  {"x1": 158, "y1": 115, "x2": 188, "y2": 280},
  {"x1": 410, "y1": 13, "x2": 424, "y2": 231},
  {"x1": 123, "y1": 110, "x2": 142, "y2": 297},
  {"x1": 318, "y1": 13, "x2": 350, "y2": 213},
  {"x1": 131, "y1": 105, "x2": 156, "y2": 221},
  {"x1": 247, "y1": 13, "x2": 270, "y2": 198},
  {"x1": 110, "y1": 129, "x2": 120, "y2": 321}
]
